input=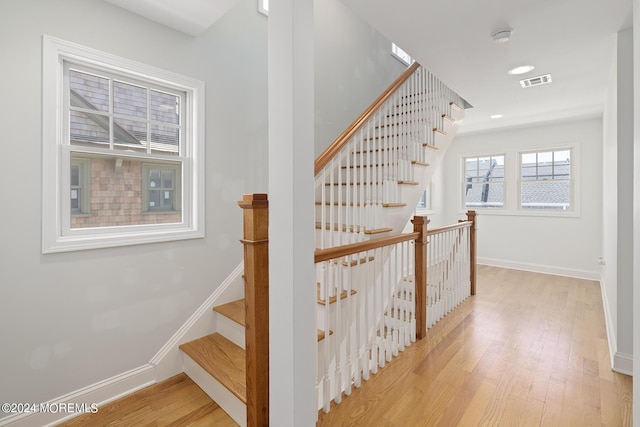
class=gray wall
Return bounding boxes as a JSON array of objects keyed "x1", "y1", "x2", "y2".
[
  {"x1": 314, "y1": 0, "x2": 407, "y2": 156},
  {"x1": 0, "y1": 0, "x2": 268, "y2": 406}
]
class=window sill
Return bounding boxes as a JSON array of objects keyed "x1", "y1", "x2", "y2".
[{"x1": 459, "y1": 208, "x2": 579, "y2": 218}]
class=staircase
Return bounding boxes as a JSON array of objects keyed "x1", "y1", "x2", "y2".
[{"x1": 178, "y1": 63, "x2": 469, "y2": 425}]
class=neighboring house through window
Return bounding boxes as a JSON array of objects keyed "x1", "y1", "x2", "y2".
[
  {"x1": 520, "y1": 149, "x2": 572, "y2": 210},
  {"x1": 464, "y1": 155, "x2": 505, "y2": 209}
]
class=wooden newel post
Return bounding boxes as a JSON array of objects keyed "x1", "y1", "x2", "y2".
[
  {"x1": 466, "y1": 210, "x2": 477, "y2": 296},
  {"x1": 238, "y1": 193, "x2": 269, "y2": 427},
  {"x1": 412, "y1": 215, "x2": 428, "y2": 340}
]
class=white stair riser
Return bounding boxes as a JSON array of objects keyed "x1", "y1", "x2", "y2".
[
  {"x1": 215, "y1": 314, "x2": 245, "y2": 349},
  {"x1": 183, "y1": 355, "x2": 246, "y2": 427}
]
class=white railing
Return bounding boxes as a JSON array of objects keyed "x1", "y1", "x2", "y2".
[
  {"x1": 314, "y1": 63, "x2": 466, "y2": 250},
  {"x1": 314, "y1": 213, "x2": 476, "y2": 414},
  {"x1": 426, "y1": 220, "x2": 473, "y2": 328}
]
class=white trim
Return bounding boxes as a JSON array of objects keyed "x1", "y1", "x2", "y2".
[
  {"x1": 258, "y1": 0, "x2": 268, "y2": 16},
  {"x1": 478, "y1": 257, "x2": 600, "y2": 281},
  {"x1": 613, "y1": 352, "x2": 634, "y2": 376},
  {"x1": 599, "y1": 273, "x2": 619, "y2": 374},
  {"x1": 42, "y1": 35, "x2": 205, "y2": 253},
  {"x1": 0, "y1": 365, "x2": 155, "y2": 427}
]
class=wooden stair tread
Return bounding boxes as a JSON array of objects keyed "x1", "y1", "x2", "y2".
[
  {"x1": 317, "y1": 284, "x2": 358, "y2": 305},
  {"x1": 212, "y1": 299, "x2": 245, "y2": 327},
  {"x1": 411, "y1": 160, "x2": 430, "y2": 167},
  {"x1": 179, "y1": 333, "x2": 246, "y2": 403},
  {"x1": 314, "y1": 222, "x2": 393, "y2": 235}
]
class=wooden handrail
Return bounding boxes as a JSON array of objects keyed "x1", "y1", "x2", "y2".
[
  {"x1": 314, "y1": 62, "x2": 421, "y2": 176},
  {"x1": 314, "y1": 231, "x2": 420, "y2": 263},
  {"x1": 427, "y1": 220, "x2": 471, "y2": 236},
  {"x1": 238, "y1": 193, "x2": 269, "y2": 427}
]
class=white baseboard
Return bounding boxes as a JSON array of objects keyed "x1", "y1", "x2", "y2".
[
  {"x1": 613, "y1": 352, "x2": 634, "y2": 376},
  {"x1": 0, "y1": 262, "x2": 245, "y2": 427},
  {"x1": 0, "y1": 365, "x2": 155, "y2": 427},
  {"x1": 478, "y1": 257, "x2": 600, "y2": 281}
]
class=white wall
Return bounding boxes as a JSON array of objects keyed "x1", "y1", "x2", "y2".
[
  {"x1": 0, "y1": 0, "x2": 268, "y2": 410},
  {"x1": 314, "y1": 0, "x2": 406, "y2": 156},
  {"x1": 441, "y1": 118, "x2": 603, "y2": 279}
]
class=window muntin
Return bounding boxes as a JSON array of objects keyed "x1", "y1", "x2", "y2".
[
  {"x1": 43, "y1": 35, "x2": 205, "y2": 253},
  {"x1": 464, "y1": 155, "x2": 505, "y2": 209},
  {"x1": 520, "y1": 149, "x2": 571, "y2": 210}
]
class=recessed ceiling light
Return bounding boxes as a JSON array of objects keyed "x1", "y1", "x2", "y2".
[
  {"x1": 490, "y1": 114, "x2": 503, "y2": 119},
  {"x1": 508, "y1": 65, "x2": 535, "y2": 75}
]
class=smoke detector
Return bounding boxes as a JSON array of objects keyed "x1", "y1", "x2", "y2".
[{"x1": 492, "y1": 30, "x2": 512, "y2": 43}]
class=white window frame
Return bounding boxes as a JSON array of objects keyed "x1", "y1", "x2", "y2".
[
  {"x1": 391, "y1": 43, "x2": 414, "y2": 66},
  {"x1": 42, "y1": 35, "x2": 205, "y2": 253},
  {"x1": 462, "y1": 154, "x2": 506, "y2": 211},
  {"x1": 258, "y1": 0, "x2": 269, "y2": 16},
  {"x1": 517, "y1": 146, "x2": 578, "y2": 215},
  {"x1": 415, "y1": 181, "x2": 434, "y2": 216}
]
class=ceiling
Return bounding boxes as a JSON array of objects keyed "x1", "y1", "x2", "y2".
[
  {"x1": 105, "y1": 0, "x2": 632, "y2": 134},
  {"x1": 341, "y1": 0, "x2": 632, "y2": 134}
]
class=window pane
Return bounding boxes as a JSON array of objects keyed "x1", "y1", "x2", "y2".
[
  {"x1": 113, "y1": 117, "x2": 146, "y2": 152},
  {"x1": 521, "y1": 180, "x2": 570, "y2": 210},
  {"x1": 70, "y1": 165, "x2": 80, "y2": 186},
  {"x1": 519, "y1": 149, "x2": 572, "y2": 210},
  {"x1": 465, "y1": 182, "x2": 504, "y2": 208},
  {"x1": 114, "y1": 81, "x2": 147, "y2": 118},
  {"x1": 162, "y1": 171, "x2": 173, "y2": 188},
  {"x1": 150, "y1": 124, "x2": 180, "y2": 155},
  {"x1": 69, "y1": 70, "x2": 109, "y2": 112},
  {"x1": 70, "y1": 110, "x2": 110, "y2": 146},
  {"x1": 151, "y1": 90, "x2": 179, "y2": 124}
]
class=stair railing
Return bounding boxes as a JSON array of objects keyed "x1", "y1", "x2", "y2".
[
  {"x1": 314, "y1": 211, "x2": 476, "y2": 414},
  {"x1": 314, "y1": 63, "x2": 466, "y2": 249},
  {"x1": 314, "y1": 215, "x2": 427, "y2": 413}
]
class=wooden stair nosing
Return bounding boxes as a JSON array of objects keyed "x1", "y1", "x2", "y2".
[
  {"x1": 179, "y1": 333, "x2": 247, "y2": 404},
  {"x1": 411, "y1": 160, "x2": 430, "y2": 167},
  {"x1": 315, "y1": 201, "x2": 406, "y2": 208},
  {"x1": 317, "y1": 287, "x2": 358, "y2": 305},
  {"x1": 314, "y1": 222, "x2": 393, "y2": 235},
  {"x1": 325, "y1": 181, "x2": 419, "y2": 186},
  {"x1": 213, "y1": 299, "x2": 245, "y2": 327}
]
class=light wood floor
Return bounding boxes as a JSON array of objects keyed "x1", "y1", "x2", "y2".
[
  {"x1": 317, "y1": 265, "x2": 632, "y2": 426},
  {"x1": 56, "y1": 266, "x2": 632, "y2": 426},
  {"x1": 55, "y1": 373, "x2": 236, "y2": 426}
]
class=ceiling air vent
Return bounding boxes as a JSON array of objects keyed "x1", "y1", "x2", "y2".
[{"x1": 519, "y1": 74, "x2": 552, "y2": 88}]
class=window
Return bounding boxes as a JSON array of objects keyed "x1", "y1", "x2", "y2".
[
  {"x1": 464, "y1": 155, "x2": 505, "y2": 209},
  {"x1": 415, "y1": 184, "x2": 433, "y2": 215},
  {"x1": 70, "y1": 157, "x2": 90, "y2": 215},
  {"x1": 43, "y1": 36, "x2": 205, "y2": 253},
  {"x1": 258, "y1": 0, "x2": 268, "y2": 15},
  {"x1": 391, "y1": 43, "x2": 414, "y2": 66},
  {"x1": 143, "y1": 163, "x2": 181, "y2": 213},
  {"x1": 520, "y1": 149, "x2": 572, "y2": 210}
]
